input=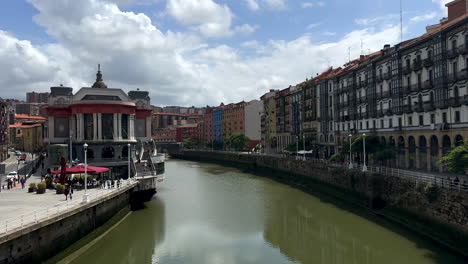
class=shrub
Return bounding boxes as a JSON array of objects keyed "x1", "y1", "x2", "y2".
[
  {"x1": 56, "y1": 184, "x2": 65, "y2": 191},
  {"x1": 29, "y1": 182, "x2": 36, "y2": 188},
  {"x1": 45, "y1": 177, "x2": 53, "y2": 188},
  {"x1": 424, "y1": 183, "x2": 440, "y2": 203},
  {"x1": 37, "y1": 182, "x2": 46, "y2": 190}
]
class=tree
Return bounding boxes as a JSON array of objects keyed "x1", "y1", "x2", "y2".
[
  {"x1": 285, "y1": 136, "x2": 316, "y2": 152},
  {"x1": 183, "y1": 136, "x2": 200, "y2": 149},
  {"x1": 225, "y1": 133, "x2": 250, "y2": 151},
  {"x1": 336, "y1": 135, "x2": 396, "y2": 163},
  {"x1": 437, "y1": 140, "x2": 468, "y2": 174}
]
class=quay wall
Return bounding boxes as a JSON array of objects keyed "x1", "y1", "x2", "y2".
[
  {"x1": 175, "y1": 150, "x2": 468, "y2": 257},
  {"x1": 0, "y1": 184, "x2": 136, "y2": 264}
]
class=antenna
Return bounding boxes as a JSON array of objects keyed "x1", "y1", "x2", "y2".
[{"x1": 400, "y1": 0, "x2": 403, "y2": 42}]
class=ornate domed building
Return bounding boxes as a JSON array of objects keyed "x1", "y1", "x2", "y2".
[{"x1": 46, "y1": 66, "x2": 152, "y2": 178}]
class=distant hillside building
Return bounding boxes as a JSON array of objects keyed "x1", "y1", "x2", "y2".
[{"x1": 27, "y1": 92, "x2": 49, "y2": 104}]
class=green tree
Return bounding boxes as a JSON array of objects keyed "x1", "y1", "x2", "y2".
[
  {"x1": 225, "y1": 133, "x2": 250, "y2": 151},
  {"x1": 285, "y1": 136, "x2": 316, "y2": 152},
  {"x1": 437, "y1": 140, "x2": 468, "y2": 174},
  {"x1": 336, "y1": 135, "x2": 396, "y2": 162},
  {"x1": 183, "y1": 136, "x2": 200, "y2": 149}
]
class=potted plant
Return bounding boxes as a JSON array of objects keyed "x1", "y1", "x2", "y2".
[
  {"x1": 45, "y1": 177, "x2": 53, "y2": 189},
  {"x1": 36, "y1": 182, "x2": 46, "y2": 194},
  {"x1": 28, "y1": 182, "x2": 37, "y2": 193},
  {"x1": 56, "y1": 184, "x2": 65, "y2": 194}
]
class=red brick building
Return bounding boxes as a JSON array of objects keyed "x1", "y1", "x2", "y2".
[{"x1": 176, "y1": 124, "x2": 198, "y2": 142}]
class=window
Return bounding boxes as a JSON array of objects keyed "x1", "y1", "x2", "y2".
[
  {"x1": 379, "y1": 69, "x2": 382, "y2": 78},
  {"x1": 373, "y1": 120, "x2": 376, "y2": 128},
  {"x1": 429, "y1": 70, "x2": 433, "y2": 84},
  {"x1": 417, "y1": 54, "x2": 421, "y2": 62},
  {"x1": 366, "y1": 121, "x2": 369, "y2": 129},
  {"x1": 407, "y1": 77, "x2": 411, "y2": 86},
  {"x1": 417, "y1": 73, "x2": 422, "y2": 88},
  {"x1": 408, "y1": 116, "x2": 413, "y2": 126},
  {"x1": 453, "y1": 61, "x2": 458, "y2": 76},
  {"x1": 452, "y1": 39, "x2": 457, "y2": 50},
  {"x1": 347, "y1": 123, "x2": 350, "y2": 130},
  {"x1": 442, "y1": 112, "x2": 447, "y2": 123},
  {"x1": 359, "y1": 122, "x2": 362, "y2": 129},
  {"x1": 428, "y1": 50, "x2": 432, "y2": 59},
  {"x1": 406, "y1": 59, "x2": 410, "y2": 67},
  {"x1": 398, "y1": 117, "x2": 402, "y2": 128},
  {"x1": 389, "y1": 119, "x2": 393, "y2": 128},
  {"x1": 430, "y1": 114, "x2": 435, "y2": 124},
  {"x1": 455, "y1": 111, "x2": 460, "y2": 123},
  {"x1": 381, "y1": 119, "x2": 384, "y2": 128},
  {"x1": 83, "y1": 114, "x2": 93, "y2": 140},
  {"x1": 102, "y1": 113, "x2": 114, "y2": 140},
  {"x1": 419, "y1": 115, "x2": 424, "y2": 126},
  {"x1": 121, "y1": 114, "x2": 129, "y2": 139}
]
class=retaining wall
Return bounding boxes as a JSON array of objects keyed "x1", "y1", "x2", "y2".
[
  {"x1": 175, "y1": 150, "x2": 468, "y2": 256},
  {"x1": 0, "y1": 183, "x2": 136, "y2": 264}
]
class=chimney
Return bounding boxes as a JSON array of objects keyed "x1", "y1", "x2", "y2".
[
  {"x1": 383, "y1": 44, "x2": 390, "y2": 49},
  {"x1": 446, "y1": 0, "x2": 467, "y2": 21}
]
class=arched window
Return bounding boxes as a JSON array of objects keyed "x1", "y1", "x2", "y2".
[
  {"x1": 430, "y1": 135, "x2": 438, "y2": 156},
  {"x1": 419, "y1": 136, "x2": 427, "y2": 153},
  {"x1": 102, "y1": 147, "x2": 115, "y2": 159},
  {"x1": 122, "y1": 145, "x2": 129, "y2": 158},
  {"x1": 380, "y1": 136, "x2": 386, "y2": 145},
  {"x1": 455, "y1": 135, "x2": 464, "y2": 146},
  {"x1": 408, "y1": 136, "x2": 416, "y2": 153},
  {"x1": 442, "y1": 135, "x2": 451, "y2": 155}
]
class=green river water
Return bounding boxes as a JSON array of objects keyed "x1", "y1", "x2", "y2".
[{"x1": 69, "y1": 160, "x2": 464, "y2": 264}]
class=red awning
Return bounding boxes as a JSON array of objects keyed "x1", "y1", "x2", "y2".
[{"x1": 51, "y1": 165, "x2": 109, "y2": 175}]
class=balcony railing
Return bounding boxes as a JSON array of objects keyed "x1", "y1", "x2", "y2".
[
  {"x1": 412, "y1": 59, "x2": 422, "y2": 71},
  {"x1": 460, "y1": 69, "x2": 468, "y2": 81},
  {"x1": 423, "y1": 80, "x2": 433, "y2": 90},
  {"x1": 449, "y1": 97, "x2": 463, "y2": 107},
  {"x1": 447, "y1": 49, "x2": 458, "y2": 59},
  {"x1": 383, "y1": 72, "x2": 391, "y2": 80},
  {"x1": 458, "y1": 45, "x2": 468, "y2": 55},
  {"x1": 414, "y1": 104, "x2": 424, "y2": 112},
  {"x1": 423, "y1": 102, "x2": 435, "y2": 111},
  {"x1": 423, "y1": 58, "x2": 433, "y2": 68},
  {"x1": 403, "y1": 65, "x2": 411, "y2": 75},
  {"x1": 402, "y1": 105, "x2": 412, "y2": 113},
  {"x1": 447, "y1": 73, "x2": 458, "y2": 83}
]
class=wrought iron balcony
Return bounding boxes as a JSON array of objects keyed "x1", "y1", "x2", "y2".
[
  {"x1": 449, "y1": 97, "x2": 462, "y2": 107},
  {"x1": 403, "y1": 65, "x2": 411, "y2": 75},
  {"x1": 447, "y1": 49, "x2": 458, "y2": 59},
  {"x1": 412, "y1": 59, "x2": 422, "y2": 71},
  {"x1": 423, "y1": 58, "x2": 433, "y2": 68},
  {"x1": 423, "y1": 102, "x2": 435, "y2": 111},
  {"x1": 458, "y1": 45, "x2": 468, "y2": 55},
  {"x1": 423, "y1": 80, "x2": 433, "y2": 90},
  {"x1": 384, "y1": 109, "x2": 393, "y2": 116},
  {"x1": 383, "y1": 72, "x2": 391, "y2": 80},
  {"x1": 415, "y1": 104, "x2": 424, "y2": 112},
  {"x1": 460, "y1": 69, "x2": 468, "y2": 81},
  {"x1": 447, "y1": 73, "x2": 458, "y2": 83},
  {"x1": 402, "y1": 104, "x2": 413, "y2": 113}
]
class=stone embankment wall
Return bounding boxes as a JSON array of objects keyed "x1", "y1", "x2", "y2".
[
  {"x1": 175, "y1": 150, "x2": 468, "y2": 256},
  {"x1": 0, "y1": 183, "x2": 137, "y2": 264}
]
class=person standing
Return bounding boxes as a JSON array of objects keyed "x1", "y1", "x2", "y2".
[
  {"x1": 69, "y1": 186, "x2": 73, "y2": 200},
  {"x1": 64, "y1": 186, "x2": 69, "y2": 201},
  {"x1": 20, "y1": 177, "x2": 25, "y2": 189}
]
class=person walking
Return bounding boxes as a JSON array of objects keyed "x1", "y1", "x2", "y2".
[
  {"x1": 64, "y1": 186, "x2": 69, "y2": 201},
  {"x1": 20, "y1": 177, "x2": 25, "y2": 189},
  {"x1": 69, "y1": 186, "x2": 73, "y2": 200}
]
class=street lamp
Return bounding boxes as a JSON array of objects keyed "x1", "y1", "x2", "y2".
[
  {"x1": 296, "y1": 136, "x2": 299, "y2": 159},
  {"x1": 362, "y1": 133, "x2": 367, "y2": 172},
  {"x1": 69, "y1": 134, "x2": 73, "y2": 168},
  {"x1": 127, "y1": 143, "x2": 131, "y2": 179},
  {"x1": 348, "y1": 134, "x2": 353, "y2": 169},
  {"x1": 302, "y1": 134, "x2": 306, "y2": 161},
  {"x1": 82, "y1": 143, "x2": 89, "y2": 203}
]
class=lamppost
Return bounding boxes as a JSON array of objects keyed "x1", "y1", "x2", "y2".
[
  {"x1": 302, "y1": 134, "x2": 306, "y2": 161},
  {"x1": 127, "y1": 143, "x2": 131, "y2": 179},
  {"x1": 69, "y1": 134, "x2": 73, "y2": 168},
  {"x1": 348, "y1": 134, "x2": 353, "y2": 169},
  {"x1": 362, "y1": 133, "x2": 367, "y2": 172},
  {"x1": 82, "y1": 143, "x2": 89, "y2": 203},
  {"x1": 296, "y1": 136, "x2": 299, "y2": 159}
]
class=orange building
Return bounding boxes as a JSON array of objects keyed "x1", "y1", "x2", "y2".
[{"x1": 222, "y1": 102, "x2": 246, "y2": 139}]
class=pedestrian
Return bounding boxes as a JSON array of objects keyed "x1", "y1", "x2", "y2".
[
  {"x1": 64, "y1": 186, "x2": 69, "y2": 201},
  {"x1": 20, "y1": 177, "x2": 25, "y2": 189},
  {"x1": 7, "y1": 178, "x2": 11, "y2": 189},
  {"x1": 69, "y1": 186, "x2": 73, "y2": 200},
  {"x1": 41, "y1": 162, "x2": 44, "y2": 171}
]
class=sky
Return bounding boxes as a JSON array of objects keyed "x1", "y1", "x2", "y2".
[{"x1": 0, "y1": 0, "x2": 452, "y2": 106}]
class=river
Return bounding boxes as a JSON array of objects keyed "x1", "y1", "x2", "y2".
[{"x1": 69, "y1": 160, "x2": 463, "y2": 264}]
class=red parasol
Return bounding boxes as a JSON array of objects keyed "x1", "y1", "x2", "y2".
[
  {"x1": 59, "y1": 157, "x2": 67, "y2": 185},
  {"x1": 51, "y1": 165, "x2": 109, "y2": 175}
]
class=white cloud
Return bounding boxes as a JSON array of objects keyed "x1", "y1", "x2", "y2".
[
  {"x1": 432, "y1": 0, "x2": 451, "y2": 15},
  {"x1": 302, "y1": 1, "x2": 324, "y2": 8},
  {"x1": 354, "y1": 14, "x2": 399, "y2": 26},
  {"x1": 244, "y1": 0, "x2": 259, "y2": 10},
  {"x1": 322, "y1": 31, "x2": 336, "y2": 36},
  {"x1": 2, "y1": 0, "x2": 401, "y2": 106},
  {"x1": 234, "y1": 24, "x2": 259, "y2": 35},
  {"x1": 306, "y1": 23, "x2": 320, "y2": 29},
  {"x1": 410, "y1": 12, "x2": 438, "y2": 23},
  {"x1": 166, "y1": 0, "x2": 233, "y2": 38},
  {"x1": 263, "y1": 0, "x2": 287, "y2": 9}
]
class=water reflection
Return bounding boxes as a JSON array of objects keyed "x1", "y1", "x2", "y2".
[{"x1": 70, "y1": 160, "x2": 462, "y2": 264}]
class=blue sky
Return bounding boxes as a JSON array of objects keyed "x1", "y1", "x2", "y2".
[{"x1": 0, "y1": 0, "x2": 451, "y2": 105}]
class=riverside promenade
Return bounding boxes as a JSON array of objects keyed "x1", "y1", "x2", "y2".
[{"x1": 0, "y1": 169, "x2": 136, "y2": 238}]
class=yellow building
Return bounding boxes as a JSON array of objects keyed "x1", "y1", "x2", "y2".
[
  {"x1": 9, "y1": 123, "x2": 44, "y2": 153},
  {"x1": 261, "y1": 90, "x2": 278, "y2": 153}
]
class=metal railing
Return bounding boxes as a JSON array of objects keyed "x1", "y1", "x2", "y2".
[
  {"x1": 0, "y1": 179, "x2": 137, "y2": 238},
  {"x1": 183, "y1": 150, "x2": 468, "y2": 193}
]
